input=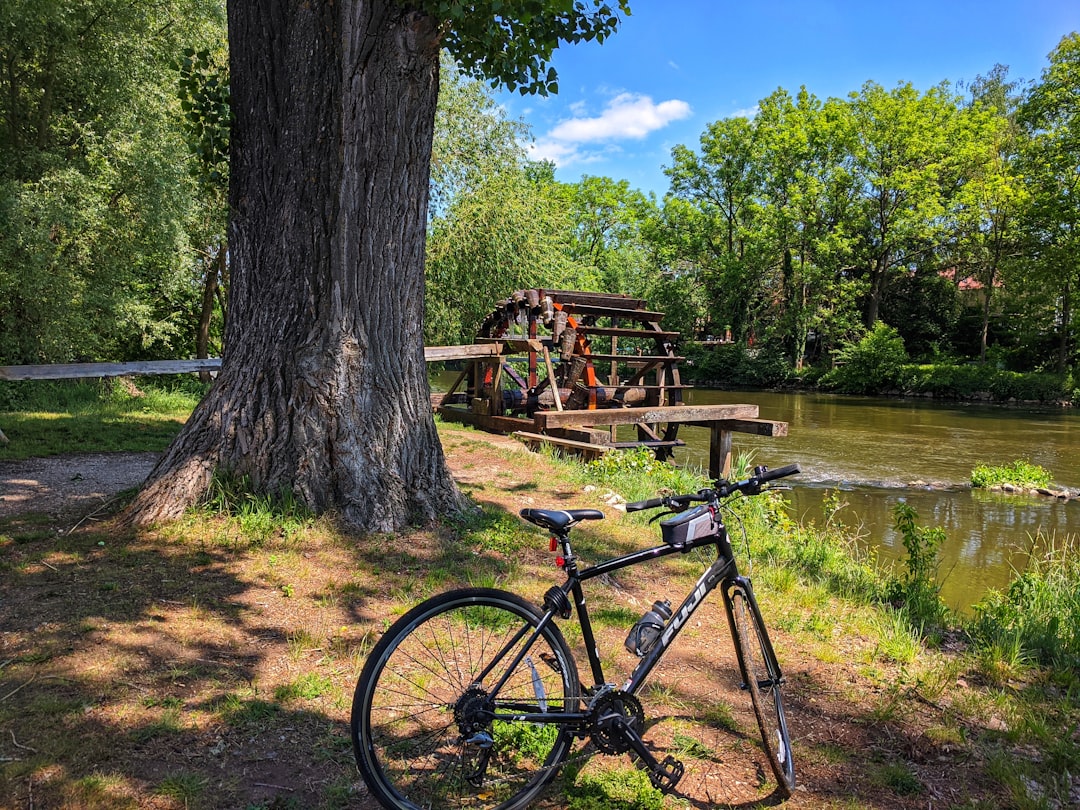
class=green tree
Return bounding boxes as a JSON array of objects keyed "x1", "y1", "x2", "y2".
[
  {"x1": 948, "y1": 66, "x2": 1027, "y2": 363},
  {"x1": 563, "y1": 175, "x2": 655, "y2": 295},
  {"x1": 1019, "y1": 33, "x2": 1080, "y2": 373},
  {"x1": 848, "y1": 82, "x2": 962, "y2": 328},
  {"x1": 664, "y1": 116, "x2": 770, "y2": 340},
  {"x1": 426, "y1": 166, "x2": 587, "y2": 347},
  {"x1": 176, "y1": 45, "x2": 231, "y2": 377},
  {"x1": 125, "y1": 0, "x2": 631, "y2": 531},
  {"x1": 753, "y1": 87, "x2": 862, "y2": 366},
  {"x1": 0, "y1": 0, "x2": 224, "y2": 364}
]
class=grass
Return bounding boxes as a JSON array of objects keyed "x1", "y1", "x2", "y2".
[
  {"x1": 0, "y1": 377, "x2": 204, "y2": 460},
  {"x1": 971, "y1": 459, "x2": 1054, "y2": 490}
]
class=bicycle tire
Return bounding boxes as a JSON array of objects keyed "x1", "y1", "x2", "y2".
[
  {"x1": 729, "y1": 584, "x2": 795, "y2": 796},
  {"x1": 351, "y1": 587, "x2": 581, "y2": 810}
]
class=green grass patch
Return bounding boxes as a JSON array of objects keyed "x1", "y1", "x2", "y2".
[
  {"x1": 0, "y1": 377, "x2": 202, "y2": 460},
  {"x1": 971, "y1": 459, "x2": 1053, "y2": 490}
]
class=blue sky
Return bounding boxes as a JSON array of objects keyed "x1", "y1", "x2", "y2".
[{"x1": 495, "y1": 1, "x2": 1080, "y2": 196}]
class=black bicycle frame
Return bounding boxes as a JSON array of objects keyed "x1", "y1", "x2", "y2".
[{"x1": 484, "y1": 521, "x2": 759, "y2": 726}]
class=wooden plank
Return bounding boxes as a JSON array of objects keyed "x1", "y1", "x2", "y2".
[
  {"x1": 541, "y1": 290, "x2": 647, "y2": 309},
  {"x1": 423, "y1": 344, "x2": 500, "y2": 362},
  {"x1": 511, "y1": 431, "x2": 614, "y2": 458},
  {"x1": 610, "y1": 440, "x2": 686, "y2": 449},
  {"x1": 576, "y1": 326, "x2": 680, "y2": 339},
  {"x1": 555, "y1": 303, "x2": 666, "y2": 322},
  {"x1": 0, "y1": 359, "x2": 222, "y2": 381},
  {"x1": 535, "y1": 404, "x2": 758, "y2": 429},
  {"x1": 474, "y1": 337, "x2": 545, "y2": 352},
  {"x1": 577, "y1": 353, "x2": 685, "y2": 363},
  {"x1": 436, "y1": 407, "x2": 532, "y2": 434},
  {"x1": 715, "y1": 418, "x2": 789, "y2": 437}
]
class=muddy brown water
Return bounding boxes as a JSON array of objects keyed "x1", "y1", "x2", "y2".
[{"x1": 675, "y1": 390, "x2": 1080, "y2": 612}]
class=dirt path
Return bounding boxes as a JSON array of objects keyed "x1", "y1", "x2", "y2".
[{"x1": 0, "y1": 452, "x2": 159, "y2": 519}]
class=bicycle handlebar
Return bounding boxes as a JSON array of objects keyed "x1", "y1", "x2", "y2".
[{"x1": 625, "y1": 463, "x2": 801, "y2": 513}]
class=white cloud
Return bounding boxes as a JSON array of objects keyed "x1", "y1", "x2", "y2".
[
  {"x1": 549, "y1": 93, "x2": 691, "y2": 142},
  {"x1": 531, "y1": 92, "x2": 692, "y2": 168}
]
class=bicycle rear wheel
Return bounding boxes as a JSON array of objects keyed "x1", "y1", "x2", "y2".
[
  {"x1": 351, "y1": 587, "x2": 581, "y2": 810},
  {"x1": 728, "y1": 583, "x2": 795, "y2": 796}
]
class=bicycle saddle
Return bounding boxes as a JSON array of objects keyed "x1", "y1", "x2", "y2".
[{"x1": 519, "y1": 508, "x2": 605, "y2": 533}]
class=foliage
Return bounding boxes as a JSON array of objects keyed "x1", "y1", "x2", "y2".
[
  {"x1": 564, "y1": 766, "x2": 663, "y2": 810},
  {"x1": 820, "y1": 323, "x2": 910, "y2": 394},
  {"x1": 682, "y1": 341, "x2": 795, "y2": 388},
  {"x1": 431, "y1": 0, "x2": 631, "y2": 96},
  {"x1": 886, "y1": 502, "x2": 949, "y2": 639},
  {"x1": 970, "y1": 538, "x2": 1080, "y2": 671},
  {"x1": 580, "y1": 447, "x2": 709, "y2": 505},
  {"x1": 970, "y1": 459, "x2": 1052, "y2": 490},
  {"x1": 903, "y1": 364, "x2": 1070, "y2": 402},
  {"x1": 0, "y1": 0, "x2": 226, "y2": 365}
]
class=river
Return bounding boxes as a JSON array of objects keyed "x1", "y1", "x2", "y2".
[{"x1": 674, "y1": 390, "x2": 1080, "y2": 612}]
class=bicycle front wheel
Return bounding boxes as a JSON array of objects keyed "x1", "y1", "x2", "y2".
[
  {"x1": 729, "y1": 584, "x2": 795, "y2": 796},
  {"x1": 351, "y1": 587, "x2": 581, "y2": 810}
]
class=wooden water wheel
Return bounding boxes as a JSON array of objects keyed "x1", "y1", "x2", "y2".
[{"x1": 441, "y1": 290, "x2": 690, "y2": 457}]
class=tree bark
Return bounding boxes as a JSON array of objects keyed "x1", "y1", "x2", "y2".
[{"x1": 125, "y1": 0, "x2": 465, "y2": 532}]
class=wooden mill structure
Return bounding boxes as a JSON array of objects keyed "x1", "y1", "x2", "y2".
[{"x1": 431, "y1": 289, "x2": 787, "y2": 479}]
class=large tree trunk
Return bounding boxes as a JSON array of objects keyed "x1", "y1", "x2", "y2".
[{"x1": 125, "y1": 0, "x2": 465, "y2": 532}]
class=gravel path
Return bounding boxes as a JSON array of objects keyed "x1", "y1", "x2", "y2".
[{"x1": 0, "y1": 452, "x2": 159, "y2": 519}]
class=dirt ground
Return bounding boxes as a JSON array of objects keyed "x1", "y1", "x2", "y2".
[
  {"x1": 0, "y1": 434, "x2": 1038, "y2": 809},
  {"x1": 0, "y1": 453, "x2": 159, "y2": 520}
]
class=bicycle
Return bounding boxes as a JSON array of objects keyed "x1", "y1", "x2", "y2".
[{"x1": 350, "y1": 463, "x2": 801, "y2": 809}]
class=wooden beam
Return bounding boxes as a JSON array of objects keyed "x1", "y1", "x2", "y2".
[
  {"x1": 0, "y1": 359, "x2": 222, "y2": 381},
  {"x1": 473, "y1": 337, "x2": 546, "y2": 353},
  {"x1": 534, "y1": 403, "x2": 758, "y2": 429},
  {"x1": 711, "y1": 427, "x2": 734, "y2": 480},
  {"x1": 423, "y1": 344, "x2": 500, "y2": 362},
  {"x1": 436, "y1": 407, "x2": 532, "y2": 434},
  {"x1": 511, "y1": 431, "x2": 614, "y2": 459},
  {"x1": 714, "y1": 418, "x2": 789, "y2": 437}
]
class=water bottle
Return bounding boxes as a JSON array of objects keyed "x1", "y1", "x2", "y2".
[{"x1": 624, "y1": 599, "x2": 672, "y2": 657}]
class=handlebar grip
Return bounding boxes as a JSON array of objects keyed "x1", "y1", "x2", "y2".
[
  {"x1": 759, "y1": 463, "x2": 801, "y2": 482},
  {"x1": 626, "y1": 496, "x2": 665, "y2": 512}
]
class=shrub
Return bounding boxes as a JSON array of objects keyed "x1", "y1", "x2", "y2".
[
  {"x1": 682, "y1": 342, "x2": 794, "y2": 388},
  {"x1": 969, "y1": 539, "x2": 1080, "y2": 671},
  {"x1": 821, "y1": 323, "x2": 909, "y2": 395},
  {"x1": 885, "y1": 502, "x2": 949, "y2": 638}
]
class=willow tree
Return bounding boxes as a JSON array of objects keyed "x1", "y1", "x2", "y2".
[{"x1": 125, "y1": 0, "x2": 630, "y2": 531}]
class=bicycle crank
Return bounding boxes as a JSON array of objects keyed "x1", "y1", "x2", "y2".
[{"x1": 590, "y1": 690, "x2": 685, "y2": 793}]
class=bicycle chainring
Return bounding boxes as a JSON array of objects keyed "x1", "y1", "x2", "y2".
[{"x1": 589, "y1": 690, "x2": 645, "y2": 755}]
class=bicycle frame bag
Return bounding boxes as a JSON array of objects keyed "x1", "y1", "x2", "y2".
[{"x1": 660, "y1": 504, "x2": 720, "y2": 546}]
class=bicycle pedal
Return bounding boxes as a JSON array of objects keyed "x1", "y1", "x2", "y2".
[{"x1": 648, "y1": 755, "x2": 684, "y2": 793}]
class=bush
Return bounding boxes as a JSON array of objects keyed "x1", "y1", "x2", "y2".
[
  {"x1": 904, "y1": 364, "x2": 1069, "y2": 402},
  {"x1": 820, "y1": 323, "x2": 909, "y2": 395},
  {"x1": 885, "y1": 502, "x2": 949, "y2": 639},
  {"x1": 682, "y1": 342, "x2": 793, "y2": 388},
  {"x1": 969, "y1": 539, "x2": 1080, "y2": 671}
]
